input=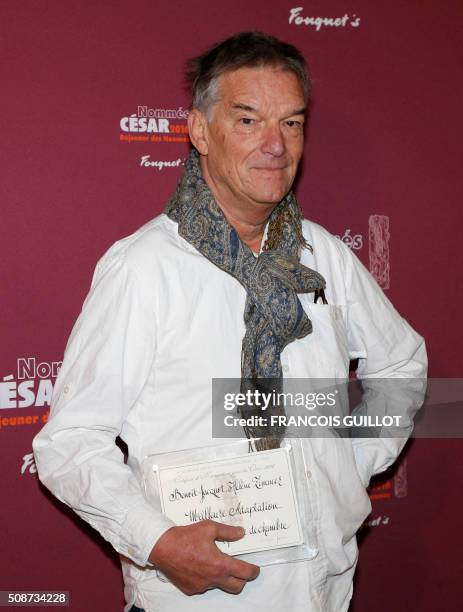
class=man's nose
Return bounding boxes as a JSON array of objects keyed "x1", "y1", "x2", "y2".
[{"x1": 261, "y1": 123, "x2": 286, "y2": 157}]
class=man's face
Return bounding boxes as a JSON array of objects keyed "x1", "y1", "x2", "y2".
[{"x1": 198, "y1": 65, "x2": 306, "y2": 210}]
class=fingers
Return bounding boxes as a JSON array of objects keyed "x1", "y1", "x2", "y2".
[
  {"x1": 226, "y1": 555, "x2": 260, "y2": 582},
  {"x1": 207, "y1": 521, "x2": 260, "y2": 582},
  {"x1": 150, "y1": 521, "x2": 261, "y2": 597},
  {"x1": 218, "y1": 576, "x2": 247, "y2": 595},
  {"x1": 212, "y1": 521, "x2": 246, "y2": 542}
]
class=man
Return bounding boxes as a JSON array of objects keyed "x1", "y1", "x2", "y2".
[{"x1": 33, "y1": 32, "x2": 427, "y2": 611}]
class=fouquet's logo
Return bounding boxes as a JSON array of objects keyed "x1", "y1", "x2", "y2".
[
  {"x1": 21, "y1": 452, "x2": 37, "y2": 476},
  {"x1": 139, "y1": 155, "x2": 184, "y2": 170},
  {"x1": 288, "y1": 8, "x2": 361, "y2": 30},
  {"x1": 0, "y1": 357, "x2": 61, "y2": 410},
  {"x1": 120, "y1": 105, "x2": 190, "y2": 143}
]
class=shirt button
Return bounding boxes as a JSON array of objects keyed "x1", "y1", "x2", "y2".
[
  {"x1": 63, "y1": 385, "x2": 70, "y2": 394},
  {"x1": 306, "y1": 470, "x2": 312, "y2": 479}
]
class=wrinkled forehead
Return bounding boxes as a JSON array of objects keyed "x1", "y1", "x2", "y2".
[{"x1": 214, "y1": 66, "x2": 306, "y2": 113}]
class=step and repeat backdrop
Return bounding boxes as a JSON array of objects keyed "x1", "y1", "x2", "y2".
[{"x1": 1, "y1": 1, "x2": 462, "y2": 610}]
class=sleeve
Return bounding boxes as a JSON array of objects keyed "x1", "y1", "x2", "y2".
[
  {"x1": 32, "y1": 246, "x2": 175, "y2": 566},
  {"x1": 340, "y1": 242, "x2": 428, "y2": 487}
]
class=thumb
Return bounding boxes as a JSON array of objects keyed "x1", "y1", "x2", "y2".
[{"x1": 213, "y1": 522, "x2": 246, "y2": 542}]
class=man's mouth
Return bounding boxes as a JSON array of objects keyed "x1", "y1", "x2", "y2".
[{"x1": 253, "y1": 166, "x2": 287, "y2": 171}]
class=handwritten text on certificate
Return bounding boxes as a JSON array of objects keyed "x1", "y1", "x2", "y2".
[{"x1": 155, "y1": 447, "x2": 303, "y2": 556}]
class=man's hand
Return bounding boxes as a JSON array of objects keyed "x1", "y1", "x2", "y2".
[{"x1": 148, "y1": 520, "x2": 260, "y2": 595}]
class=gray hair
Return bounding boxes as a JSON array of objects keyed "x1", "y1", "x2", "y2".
[{"x1": 186, "y1": 31, "x2": 311, "y2": 119}]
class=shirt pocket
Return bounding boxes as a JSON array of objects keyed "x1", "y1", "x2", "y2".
[{"x1": 286, "y1": 298, "x2": 350, "y2": 379}]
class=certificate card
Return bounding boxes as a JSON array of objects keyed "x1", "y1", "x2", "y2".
[
  {"x1": 155, "y1": 447, "x2": 302, "y2": 556},
  {"x1": 142, "y1": 440, "x2": 317, "y2": 566}
]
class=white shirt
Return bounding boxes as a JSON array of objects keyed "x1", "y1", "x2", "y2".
[{"x1": 33, "y1": 214, "x2": 427, "y2": 612}]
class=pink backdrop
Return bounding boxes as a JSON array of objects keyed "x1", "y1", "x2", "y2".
[{"x1": 1, "y1": 1, "x2": 462, "y2": 610}]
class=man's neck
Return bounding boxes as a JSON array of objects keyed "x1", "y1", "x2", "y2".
[{"x1": 218, "y1": 206, "x2": 267, "y2": 253}]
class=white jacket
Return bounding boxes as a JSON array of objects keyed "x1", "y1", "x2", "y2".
[{"x1": 33, "y1": 214, "x2": 427, "y2": 611}]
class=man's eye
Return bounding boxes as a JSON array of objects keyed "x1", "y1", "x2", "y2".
[
  {"x1": 239, "y1": 118, "x2": 254, "y2": 125},
  {"x1": 286, "y1": 120, "x2": 303, "y2": 128}
]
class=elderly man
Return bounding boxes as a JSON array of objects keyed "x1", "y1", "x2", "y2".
[{"x1": 33, "y1": 32, "x2": 427, "y2": 611}]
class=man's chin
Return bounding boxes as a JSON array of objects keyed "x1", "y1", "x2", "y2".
[
  {"x1": 251, "y1": 190, "x2": 291, "y2": 206},
  {"x1": 254, "y1": 180, "x2": 293, "y2": 204}
]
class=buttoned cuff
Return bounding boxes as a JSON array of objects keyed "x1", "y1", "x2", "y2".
[{"x1": 119, "y1": 501, "x2": 176, "y2": 567}]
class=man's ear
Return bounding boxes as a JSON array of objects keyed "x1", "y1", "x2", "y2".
[{"x1": 188, "y1": 109, "x2": 209, "y2": 155}]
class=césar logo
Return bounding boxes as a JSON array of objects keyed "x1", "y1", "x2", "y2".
[
  {"x1": 0, "y1": 357, "x2": 60, "y2": 410},
  {"x1": 120, "y1": 105, "x2": 189, "y2": 143}
]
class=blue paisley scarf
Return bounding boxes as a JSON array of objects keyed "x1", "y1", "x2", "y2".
[{"x1": 166, "y1": 149, "x2": 326, "y2": 450}]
